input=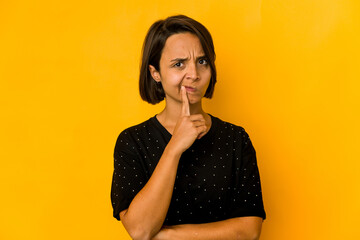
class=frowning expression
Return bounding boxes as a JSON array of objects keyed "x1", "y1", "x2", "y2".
[{"x1": 149, "y1": 32, "x2": 211, "y2": 105}]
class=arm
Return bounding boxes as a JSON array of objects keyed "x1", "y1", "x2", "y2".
[
  {"x1": 120, "y1": 143, "x2": 182, "y2": 240},
  {"x1": 152, "y1": 216, "x2": 263, "y2": 240},
  {"x1": 120, "y1": 87, "x2": 208, "y2": 240},
  {"x1": 152, "y1": 126, "x2": 266, "y2": 240}
]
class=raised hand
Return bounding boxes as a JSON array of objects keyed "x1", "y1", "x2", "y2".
[{"x1": 168, "y1": 86, "x2": 208, "y2": 154}]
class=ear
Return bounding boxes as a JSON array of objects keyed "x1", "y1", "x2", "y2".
[{"x1": 149, "y1": 65, "x2": 161, "y2": 83}]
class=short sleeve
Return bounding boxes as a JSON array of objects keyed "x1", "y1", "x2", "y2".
[
  {"x1": 110, "y1": 130, "x2": 147, "y2": 221},
  {"x1": 228, "y1": 128, "x2": 266, "y2": 220}
]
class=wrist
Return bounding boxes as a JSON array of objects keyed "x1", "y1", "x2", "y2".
[{"x1": 165, "y1": 140, "x2": 184, "y2": 158}]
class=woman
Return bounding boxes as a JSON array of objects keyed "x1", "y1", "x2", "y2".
[{"x1": 111, "y1": 15, "x2": 266, "y2": 240}]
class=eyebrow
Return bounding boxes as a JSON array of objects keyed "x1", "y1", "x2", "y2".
[{"x1": 170, "y1": 55, "x2": 207, "y2": 62}]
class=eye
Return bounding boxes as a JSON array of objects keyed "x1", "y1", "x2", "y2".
[
  {"x1": 199, "y1": 58, "x2": 208, "y2": 65},
  {"x1": 174, "y1": 62, "x2": 184, "y2": 68}
]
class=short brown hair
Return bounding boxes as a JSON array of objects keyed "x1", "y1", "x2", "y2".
[{"x1": 139, "y1": 15, "x2": 217, "y2": 104}]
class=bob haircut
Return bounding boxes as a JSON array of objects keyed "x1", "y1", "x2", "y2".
[{"x1": 139, "y1": 15, "x2": 217, "y2": 104}]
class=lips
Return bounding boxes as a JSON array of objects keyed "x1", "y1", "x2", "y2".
[{"x1": 184, "y1": 86, "x2": 196, "y2": 92}]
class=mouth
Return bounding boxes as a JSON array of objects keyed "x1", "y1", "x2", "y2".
[{"x1": 183, "y1": 86, "x2": 196, "y2": 92}]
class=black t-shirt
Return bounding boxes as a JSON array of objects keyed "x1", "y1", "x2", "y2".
[{"x1": 111, "y1": 114, "x2": 266, "y2": 225}]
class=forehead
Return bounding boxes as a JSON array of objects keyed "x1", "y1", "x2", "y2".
[{"x1": 161, "y1": 32, "x2": 204, "y2": 59}]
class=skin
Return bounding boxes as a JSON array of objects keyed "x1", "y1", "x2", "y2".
[
  {"x1": 119, "y1": 32, "x2": 263, "y2": 240},
  {"x1": 148, "y1": 32, "x2": 212, "y2": 135}
]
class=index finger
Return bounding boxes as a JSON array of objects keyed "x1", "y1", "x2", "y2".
[{"x1": 181, "y1": 86, "x2": 190, "y2": 116}]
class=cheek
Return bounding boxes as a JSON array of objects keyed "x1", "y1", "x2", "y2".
[
  {"x1": 164, "y1": 72, "x2": 184, "y2": 86},
  {"x1": 201, "y1": 70, "x2": 211, "y2": 85}
]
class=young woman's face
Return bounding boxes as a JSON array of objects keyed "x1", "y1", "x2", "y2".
[{"x1": 150, "y1": 32, "x2": 211, "y2": 105}]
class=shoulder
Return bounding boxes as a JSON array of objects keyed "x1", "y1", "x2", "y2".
[
  {"x1": 116, "y1": 117, "x2": 154, "y2": 138},
  {"x1": 210, "y1": 114, "x2": 247, "y2": 134},
  {"x1": 114, "y1": 116, "x2": 155, "y2": 150},
  {"x1": 210, "y1": 114, "x2": 253, "y2": 145}
]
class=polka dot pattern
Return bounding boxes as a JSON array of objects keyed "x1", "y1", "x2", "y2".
[{"x1": 110, "y1": 114, "x2": 266, "y2": 223}]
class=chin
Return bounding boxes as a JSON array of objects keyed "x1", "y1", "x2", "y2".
[{"x1": 188, "y1": 97, "x2": 201, "y2": 105}]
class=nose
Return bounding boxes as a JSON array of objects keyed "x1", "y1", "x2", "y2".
[{"x1": 186, "y1": 62, "x2": 199, "y2": 81}]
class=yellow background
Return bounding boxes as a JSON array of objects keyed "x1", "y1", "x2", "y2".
[{"x1": 1, "y1": 0, "x2": 359, "y2": 239}]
